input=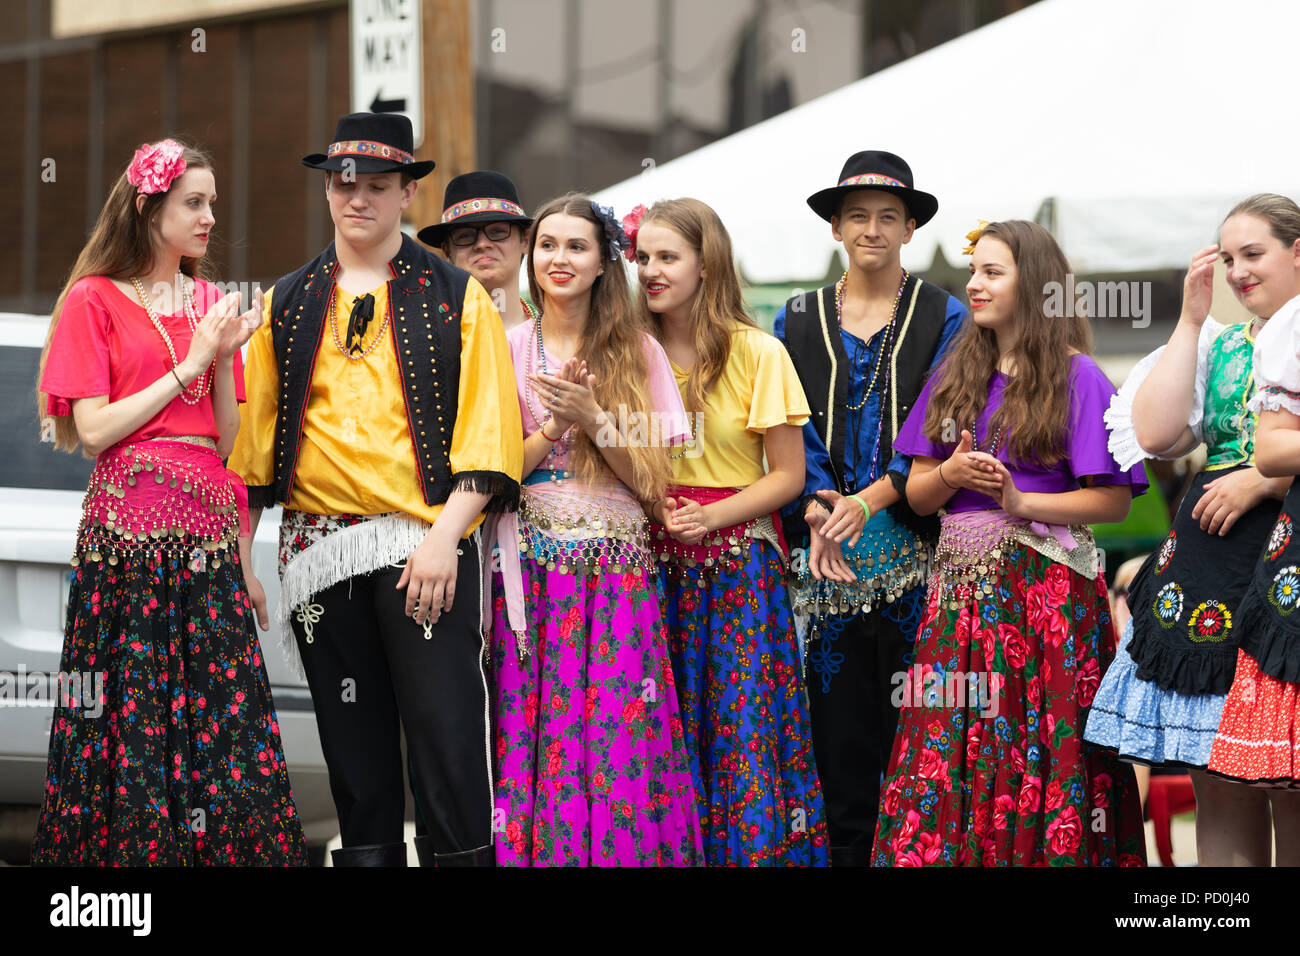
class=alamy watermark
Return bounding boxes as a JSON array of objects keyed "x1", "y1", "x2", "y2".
[
  {"x1": 0, "y1": 665, "x2": 106, "y2": 718},
  {"x1": 891, "y1": 667, "x2": 1002, "y2": 718},
  {"x1": 135, "y1": 277, "x2": 263, "y2": 319},
  {"x1": 594, "y1": 404, "x2": 703, "y2": 458},
  {"x1": 1043, "y1": 274, "x2": 1151, "y2": 329},
  {"x1": 50, "y1": 886, "x2": 151, "y2": 936}
]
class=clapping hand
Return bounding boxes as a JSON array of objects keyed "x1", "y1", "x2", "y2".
[
  {"x1": 530, "y1": 359, "x2": 602, "y2": 431},
  {"x1": 942, "y1": 430, "x2": 1003, "y2": 498}
]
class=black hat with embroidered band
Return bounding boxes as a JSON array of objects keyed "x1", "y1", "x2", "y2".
[
  {"x1": 302, "y1": 111, "x2": 435, "y2": 179},
  {"x1": 417, "y1": 170, "x2": 533, "y2": 247},
  {"x1": 806, "y1": 150, "x2": 938, "y2": 227}
]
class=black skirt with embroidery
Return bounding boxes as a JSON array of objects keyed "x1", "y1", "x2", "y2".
[
  {"x1": 1235, "y1": 482, "x2": 1300, "y2": 682},
  {"x1": 1125, "y1": 466, "x2": 1281, "y2": 695}
]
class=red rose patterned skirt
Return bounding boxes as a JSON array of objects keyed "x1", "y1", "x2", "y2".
[
  {"x1": 872, "y1": 509, "x2": 1146, "y2": 866},
  {"x1": 30, "y1": 439, "x2": 308, "y2": 865}
]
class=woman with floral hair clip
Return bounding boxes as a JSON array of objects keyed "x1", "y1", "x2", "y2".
[
  {"x1": 874, "y1": 219, "x2": 1146, "y2": 866},
  {"x1": 31, "y1": 139, "x2": 307, "y2": 865},
  {"x1": 489, "y1": 195, "x2": 701, "y2": 866}
]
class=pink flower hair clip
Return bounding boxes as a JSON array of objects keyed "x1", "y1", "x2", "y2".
[
  {"x1": 621, "y1": 204, "x2": 649, "y2": 263},
  {"x1": 127, "y1": 139, "x2": 187, "y2": 196}
]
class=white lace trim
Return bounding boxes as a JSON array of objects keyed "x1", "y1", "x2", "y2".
[
  {"x1": 1248, "y1": 387, "x2": 1300, "y2": 417},
  {"x1": 1105, "y1": 317, "x2": 1224, "y2": 469},
  {"x1": 276, "y1": 512, "x2": 432, "y2": 678}
]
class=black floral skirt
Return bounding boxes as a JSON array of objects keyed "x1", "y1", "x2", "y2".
[
  {"x1": 1235, "y1": 484, "x2": 1300, "y2": 682},
  {"x1": 30, "y1": 547, "x2": 308, "y2": 866},
  {"x1": 1125, "y1": 466, "x2": 1281, "y2": 695}
]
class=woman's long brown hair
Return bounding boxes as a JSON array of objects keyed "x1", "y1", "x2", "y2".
[
  {"x1": 634, "y1": 197, "x2": 757, "y2": 414},
  {"x1": 526, "y1": 194, "x2": 671, "y2": 501},
  {"x1": 37, "y1": 141, "x2": 216, "y2": 453},
  {"x1": 921, "y1": 219, "x2": 1091, "y2": 465}
]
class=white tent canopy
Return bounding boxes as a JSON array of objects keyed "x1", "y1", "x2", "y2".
[{"x1": 593, "y1": 0, "x2": 1300, "y2": 282}]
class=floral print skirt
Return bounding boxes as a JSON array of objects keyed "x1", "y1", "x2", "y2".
[
  {"x1": 490, "y1": 559, "x2": 702, "y2": 866},
  {"x1": 31, "y1": 550, "x2": 308, "y2": 866},
  {"x1": 661, "y1": 543, "x2": 829, "y2": 866},
  {"x1": 872, "y1": 545, "x2": 1146, "y2": 866}
]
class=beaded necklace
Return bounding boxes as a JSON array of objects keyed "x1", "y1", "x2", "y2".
[
  {"x1": 838, "y1": 269, "x2": 908, "y2": 488},
  {"x1": 525, "y1": 316, "x2": 573, "y2": 481},
  {"x1": 668, "y1": 411, "x2": 697, "y2": 460},
  {"x1": 130, "y1": 274, "x2": 211, "y2": 406},
  {"x1": 836, "y1": 268, "x2": 908, "y2": 412},
  {"x1": 330, "y1": 288, "x2": 390, "y2": 360},
  {"x1": 970, "y1": 417, "x2": 1004, "y2": 456}
]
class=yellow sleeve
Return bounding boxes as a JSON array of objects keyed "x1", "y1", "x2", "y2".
[
  {"x1": 228, "y1": 286, "x2": 280, "y2": 505},
  {"x1": 745, "y1": 329, "x2": 811, "y2": 431},
  {"x1": 448, "y1": 277, "x2": 524, "y2": 510}
]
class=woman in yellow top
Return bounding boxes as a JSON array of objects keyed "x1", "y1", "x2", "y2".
[{"x1": 632, "y1": 197, "x2": 829, "y2": 865}]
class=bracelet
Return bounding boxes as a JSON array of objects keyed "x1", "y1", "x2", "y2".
[
  {"x1": 539, "y1": 420, "x2": 563, "y2": 442},
  {"x1": 938, "y1": 460, "x2": 957, "y2": 489},
  {"x1": 171, "y1": 368, "x2": 187, "y2": 392},
  {"x1": 848, "y1": 494, "x2": 871, "y2": 522}
]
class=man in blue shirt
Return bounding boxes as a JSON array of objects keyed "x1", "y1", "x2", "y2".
[{"x1": 774, "y1": 150, "x2": 966, "y2": 866}]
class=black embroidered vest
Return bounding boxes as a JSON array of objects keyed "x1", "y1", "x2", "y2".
[
  {"x1": 781, "y1": 274, "x2": 954, "y2": 539},
  {"x1": 247, "y1": 234, "x2": 470, "y2": 511}
]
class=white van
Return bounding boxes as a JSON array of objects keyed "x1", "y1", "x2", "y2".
[{"x1": 0, "y1": 313, "x2": 337, "y2": 863}]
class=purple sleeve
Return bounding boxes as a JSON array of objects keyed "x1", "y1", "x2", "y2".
[
  {"x1": 1067, "y1": 356, "x2": 1148, "y2": 496},
  {"x1": 892, "y1": 368, "x2": 950, "y2": 460}
]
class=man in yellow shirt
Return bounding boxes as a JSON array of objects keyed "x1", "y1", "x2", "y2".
[{"x1": 231, "y1": 113, "x2": 523, "y2": 867}]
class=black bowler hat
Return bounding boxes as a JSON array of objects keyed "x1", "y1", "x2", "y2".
[
  {"x1": 302, "y1": 112, "x2": 435, "y2": 179},
  {"x1": 417, "y1": 170, "x2": 533, "y2": 246},
  {"x1": 806, "y1": 150, "x2": 938, "y2": 227}
]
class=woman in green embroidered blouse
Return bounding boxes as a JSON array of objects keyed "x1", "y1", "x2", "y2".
[{"x1": 1086, "y1": 195, "x2": 1300, "y2": 866}]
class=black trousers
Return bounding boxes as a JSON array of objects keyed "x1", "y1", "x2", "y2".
[
  {"x1": 290, "y1": 538, "x2": 493, "y2": 852},
  {"x1": 805, "y1": 586, "x2": 926, "y2": 853}
]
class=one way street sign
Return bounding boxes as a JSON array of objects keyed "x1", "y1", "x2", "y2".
[{"x1": 351, "y1": 0, "x2": 423, "y2": 146}]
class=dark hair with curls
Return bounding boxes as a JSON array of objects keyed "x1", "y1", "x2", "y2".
[
  {"x1": 526, "y1": 193, "x2": 670, "y2": 501},
  {"x1": 37, "y1": 140, "x2": 216, "y2": 453},
  {"x1": 633, "y1": 197, "x2": 757, "y2": 414},
  {"x1": 920, "y1": 219, "x2": 1092, "y2": 466}
]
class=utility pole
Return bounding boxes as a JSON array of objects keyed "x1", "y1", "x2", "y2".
[{"x1": 407, "y1": 0, "x2": 475, "y2": 232}]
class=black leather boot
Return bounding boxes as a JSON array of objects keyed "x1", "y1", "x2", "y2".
[
  {"x1": 830, "y1": 845, "x2": 872, "y2": 868},
  {"x1": 330, "y1": 842, "x2": 408, "y2": 867},
  {"x1": 413, "y1": 834, "x2": 437, "y2": 868},
  {"x1": 433, "y1": 844, "x2": 495, "y2": 867}
]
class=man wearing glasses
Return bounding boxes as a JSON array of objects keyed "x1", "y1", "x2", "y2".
[{"x1": 420, "y1": 171, "x2": 534, "y2": 331}]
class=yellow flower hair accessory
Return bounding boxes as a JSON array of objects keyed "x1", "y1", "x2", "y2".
[{"x1": 962, "y1": 219, "x2": 990, "y2": 255}]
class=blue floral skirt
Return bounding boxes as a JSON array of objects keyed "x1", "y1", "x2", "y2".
[{"x1": 661, "y1": 542, "x2": 829, "y2": 866}]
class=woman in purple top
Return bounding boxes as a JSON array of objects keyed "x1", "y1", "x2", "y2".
[{"x1": 871, "y1": 220, "x2": 1148, "y2": 866}]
